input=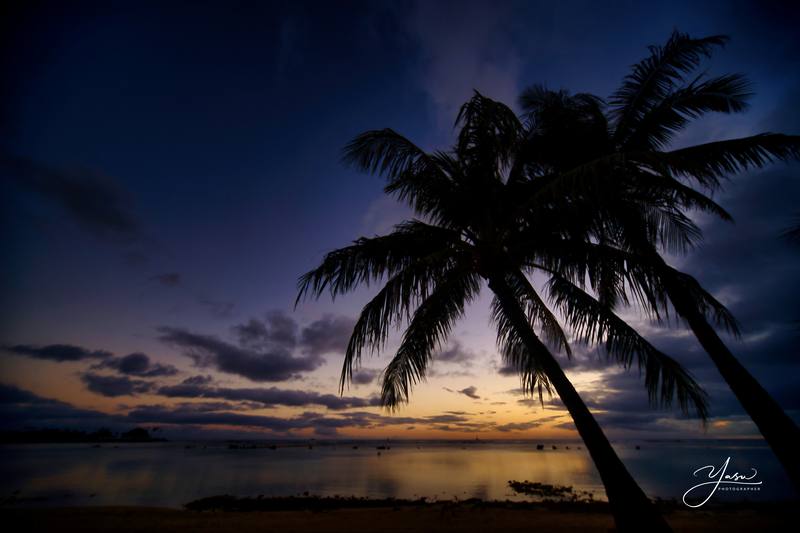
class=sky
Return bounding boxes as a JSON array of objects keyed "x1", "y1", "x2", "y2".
[{"x1": 1, "y1": 0, "x2": 799, "y2": 441}]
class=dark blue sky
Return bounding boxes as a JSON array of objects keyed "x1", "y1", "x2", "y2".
[{"x1": 1, "y1": 0, "x2": 798, "y2": 440}]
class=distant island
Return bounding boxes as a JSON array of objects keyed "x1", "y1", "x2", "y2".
[{"x1": 0, "y1": 427, "x2": 166, "y2": 444}]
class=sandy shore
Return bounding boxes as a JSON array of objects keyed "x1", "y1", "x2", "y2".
[{"x1": 2, "y1": 505, "x2": 792, "y2": 532}]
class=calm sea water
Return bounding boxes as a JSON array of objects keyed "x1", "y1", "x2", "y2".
[{"x1": 0, "y1": 439, "x2": 795, "y2": 507}]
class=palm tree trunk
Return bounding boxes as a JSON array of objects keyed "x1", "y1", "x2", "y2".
[
  {"x1": 488, "y1": 274, "x2": 671, "y2": 533},
  {"x1": 663, "y1": 273, "x2": 800, "y2": 489}
]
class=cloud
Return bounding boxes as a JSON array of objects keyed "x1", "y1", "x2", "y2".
[
  {"x1": 0, "y1": 383, "x2": 118, "y2": 430},
  {"x1": 3, "y1": 343, "x2": 112, "y2": 362},
  {"x1": 124, "y1": 406, "x2": 384, "y2": 436},
  {"x1": 150, "y1": 273, "x2": 181, "y2": 287},
  {"x1": 233, "y1": 311, "x2": 298, "y2": 350},
  {"x1": 0, "y1": 383, "x2": 48, "y2": 404},
  {"x1": 360, "y1": 196, "x2": 414, "y2": 235},
  {"x1": 458, "y1": 386, "x2": 480, "y2": 399},
  {"x1": 158, "y1": 312, "x2": 358, "y2": 382},
  {"x1": 126, "y1": 405, "x2": 496, "y2": 436},
  {"x1": 81, "y1": 373, "x2": 154, "y2": 397},
  {"x1": 92, "y1": 352, "x2": 179, "y2": 377},
  {"x1": 157, "y1": 376, "x2": 380, "y2": 410},
  {"x1": 495, "y1": 421, "x2": 544, "y2": 432},
  {"x1": 444, "y1": 385, "x2": 481, "y2": 400},
  {"x1": 300, "y1": 315, "x2": 356, "y2": 357},
  {"x1": 406, "y1": 0, "x2": 521, "y2": 128},
  {"x1": 436, "y1": 340, "x2": 476, "y2": 364},
  {"x1": 157, "y1": 326, "x2": 324, "y2": 382},
  {"x1": 2, "y1": 154, "x2": 141, "y2": 241},
  {"x1": 351, "y1": 368, "x2": 380, "y2": 385},
  {"x1": 496, "y1": 362, "x2": 517, "y2": 376},
  {"x1": 0, "y1": 383, "x2": 496, "y2": 438}
]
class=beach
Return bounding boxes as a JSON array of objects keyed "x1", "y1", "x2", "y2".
[{"x1": 3, "y1": 504, "x2": 793, "y2": 532}]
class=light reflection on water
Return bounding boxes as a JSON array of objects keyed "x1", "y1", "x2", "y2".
[{"x1": 0, "y1": 440, "x2": 794, "y2": 507}]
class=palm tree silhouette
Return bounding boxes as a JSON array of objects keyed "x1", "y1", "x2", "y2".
[
  {"x1": 516, "y1": 31, "x2": 800, "y2": 486},
  {"x1": 298, "y1": 93, "x2": 710, "y2": 531}
]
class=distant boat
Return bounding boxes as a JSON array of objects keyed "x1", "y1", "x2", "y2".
[{"x1": 536, "y1": 444, "x2": 544, "y2": 450}]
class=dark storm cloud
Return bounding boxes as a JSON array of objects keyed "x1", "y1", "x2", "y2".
[
  {"x1": 81, "y1": 373, "x2": 154, "y2": 397},
  {"x1": 150, "y1": 272, "x2": 181, "y2": 287},
  {"x1": 300, "y1": 315, "x2": 356, "y2": 356},
  {"x1": 92, "y1": 352, "x2": 179, "y2": 377},
  {"x1": 157, "y1": 326, "x2": 324, "y2": 382},
  {"x1": 3, "y1": 343, "x2": 112, "y2": 362},
  {"x1": 1, "y1": 155, "x2": 140, "y2": 241},
  {"x1": 157, "y1": 376, "x2": 380, "y2": 410}
]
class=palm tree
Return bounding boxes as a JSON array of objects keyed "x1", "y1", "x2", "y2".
[
  {"x1": 298, "y1": 94, "x2": 709, "y2": 532},
  {"x1": 516, "y1": 31, "x2": 800, "y2": 486}
]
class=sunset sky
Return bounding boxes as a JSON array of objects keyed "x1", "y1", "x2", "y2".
[{"x1": 2, "y1": 0, "x2": 799, "y2": 440}]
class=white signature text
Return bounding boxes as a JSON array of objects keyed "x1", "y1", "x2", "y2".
[{"x1": 682, "y1": 456, "x2": 762, "y2": 508}]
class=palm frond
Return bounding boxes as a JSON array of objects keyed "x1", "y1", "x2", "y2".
[
  {"x1": 343, "y1": 128, "x2": 432, "y2": 178},
  {"x1": 518, "y1": 85, "x2": 609, "y2": 174},
  {"x1": 655, "y1": 134, "x2": 800, "y2": 189},
  {"x1": 547, "y1": 274, "x2": 709, "y2": 419},
  {"x1": 664, "y1": 267, "x2": 741, "y2": 337},
  {"x1": 296, "y1": 220, "x2": 460, "y2": 304},
  {"x1": 631, "y1": 171, "x2": 733, "y2": 221},
  {"x1": 507, "y1": 270, "x2": 572, "y2": 356},
  {"x1": 380, "y1": 266, "x2": 481, "y2": 409},
  {"x1": 488, "y1": 273, "x2": 556, "y2": 404},
  {"x1": 455, "y1": 91, "x2": 524, "y2": 173},
  {"x1": 340, "y1": 249, "x2": 466, "y2": 391},
  {"x1": 342, "y1": 129, "x2": 454, "y2": 218},
  {"x1": 611, "y1": 30, "x2": 729, "y2": 142},
  {"x1": 624, "y1": 73, "x2": 752, "y2": 150}
]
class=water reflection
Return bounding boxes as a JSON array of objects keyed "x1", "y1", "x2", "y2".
[{"x1": 0, "y1": 440, "x2": 794, "y2": 507}]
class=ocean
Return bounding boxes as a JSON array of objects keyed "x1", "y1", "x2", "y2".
[{"x1": 1, "y1": 439, "x2": 795, "y2": 508}]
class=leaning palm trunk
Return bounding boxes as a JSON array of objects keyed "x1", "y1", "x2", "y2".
[
  {"x1": 517, "y1": 29, "x2": 800, "y2": 486},
  {"x1": 489, "y1": 274, "x2": 671, "y2": 533},
  {"x1": 661, "y1": 265, "x2": 800, "y2": 488}
]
